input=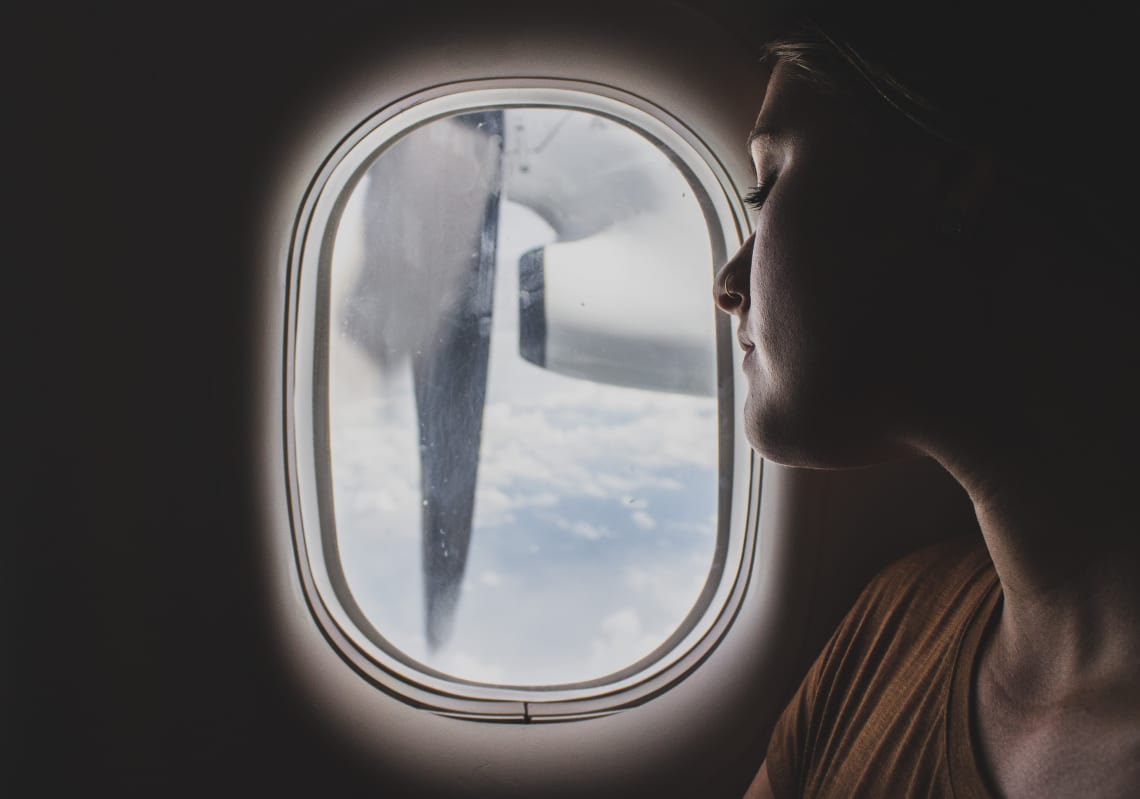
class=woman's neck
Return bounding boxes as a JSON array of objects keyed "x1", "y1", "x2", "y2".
[
  {"x1": 923, "y1": 404, "x2": 1140, "y2": 703},
  {"x1": 918, "y1": 393, "x2": 1140, "y2": 798}
]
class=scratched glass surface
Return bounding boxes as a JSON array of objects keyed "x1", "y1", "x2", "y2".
[{"x1": 326, "y1": 108, "x2": 720, "y2": 685}]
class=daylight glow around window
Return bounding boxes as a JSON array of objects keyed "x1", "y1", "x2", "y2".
[{"x1": 291, "y1": 86, "x2": 751, "y2": 703}]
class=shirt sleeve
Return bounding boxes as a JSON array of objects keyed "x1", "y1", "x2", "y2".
[
  {"x1": 765, "y1": 626, "x2": 835, "y2": 799},
  {"x1": 763, "y1": 553, "x2": 916, "y2": 798},
  {"x1": 762, "y1": 537, "x2": 986, "y2": 799}
]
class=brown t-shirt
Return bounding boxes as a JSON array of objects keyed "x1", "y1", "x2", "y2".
[{"x1": 766, "y1": 536, "x2": 1002, "y2": 798}]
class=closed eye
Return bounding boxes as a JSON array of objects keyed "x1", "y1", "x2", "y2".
[{"x1": 743, "y1": 181, "x2": 773, "y2": 212}]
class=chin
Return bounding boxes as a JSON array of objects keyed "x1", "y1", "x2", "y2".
[{"x1": 743, "y1": 389, "x2": 913, "y2": 470}]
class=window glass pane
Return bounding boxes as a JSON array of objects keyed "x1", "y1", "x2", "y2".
[{"x1": 327, "y1": 107, "x2": 719, "y2": 686}]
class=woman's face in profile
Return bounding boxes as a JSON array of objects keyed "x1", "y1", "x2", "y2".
[{"x1": 716, "y1": 62, "x2": 960, "y2": 467}]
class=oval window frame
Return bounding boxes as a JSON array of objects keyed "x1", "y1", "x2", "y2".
[{"x1": 285, "y1": 79, "x2": 761, "y2": 720}]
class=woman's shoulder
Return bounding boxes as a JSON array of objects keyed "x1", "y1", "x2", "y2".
[
  {"x1": 868, "y1": 534, "x2": 992, "y2": 597},
  {"x1": 829, "y1": 533, "x2": 998, "y2": 656},
  {"x1": 803, "y1": 534, "x2": 998, "y2": 735}
]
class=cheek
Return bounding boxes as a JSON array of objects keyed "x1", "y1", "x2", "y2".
[
  {"x1": 750, "y1": 158, "x2": 938, "y2": 403},
  {"x1": 751, "y1": 184, "x2": 863, "y2": 373}
]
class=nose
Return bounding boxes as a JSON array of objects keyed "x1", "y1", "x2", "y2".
[{"x1": 714, "y1": 233, "x2": 753, "y2": 315}]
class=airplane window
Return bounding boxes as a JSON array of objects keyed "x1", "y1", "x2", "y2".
[{"x1": 290, "y1": 86, "x2": 751, "y2": 711}]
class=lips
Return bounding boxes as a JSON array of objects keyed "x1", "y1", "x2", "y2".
[{"x1": 737, "y1": 332, "x2": 755, "y2": 355}]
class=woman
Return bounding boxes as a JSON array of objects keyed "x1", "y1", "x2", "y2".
[{"x1": 714, "y1": 4, "x2": 1139, "y2": 798}]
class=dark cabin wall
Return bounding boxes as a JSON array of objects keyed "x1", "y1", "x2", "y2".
[
  {"x1": 14, "y1": 7, "x2": 375, "y2": 797},
  {"x1": 12, "y1": 3, "x2": 783, "y2": 796}
]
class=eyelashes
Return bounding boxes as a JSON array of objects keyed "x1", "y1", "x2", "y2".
[{"x1": 744, "y1": 181, "x2": 773, "y2": 212}]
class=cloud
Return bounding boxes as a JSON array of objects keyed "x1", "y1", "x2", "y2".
[
  {"x1": 479, "y1": 570, "x2": 502, "y2": 587},
  {"x1": 568, "y1": 520, "x2": 607, "y2": 540},
  {"x1": 630, "y1": 510, "x2": 656, "y2": 530},
  {"x1": 472, "y1": 387, "x2": 715, "y2": 527},
  {"x1": 540, "y1": 511, "x2": 610, "y2": 540},
  {"x1": 588, "y1": 607, "x2": 664, "y2": 677},
  {"x1": 625, "y1": 554, "x2": 711, "y2": 627}
]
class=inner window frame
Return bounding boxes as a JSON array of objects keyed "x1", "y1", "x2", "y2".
[{"x1": 284, "y1": 79, "x2": 760, "y2": 719}]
